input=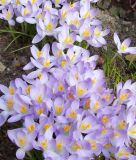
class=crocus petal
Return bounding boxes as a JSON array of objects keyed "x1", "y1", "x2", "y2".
[
  {"x1": 0, "y1": 111, "x2": 9, "y2": 126},
  {"x1": 23, "y1": 62, "x2": 34, "y2": 70},
  {"x1": 0, "y1": 84, "x2": 8, "y2": 94},
  {"x1": 32, "y1": 34, "x2": 45, "y2": 44},
  {"x1": 125, "y1": 47, "x2": 136, "y2": 54},
  {"x1": 122, "y1": 38, "x2": 131, "y2": 47},
  {"x1": 8, "y1": 114, "x2": 22, "y2": 123},
  {"x1": 16, "y1": 148, "x2": 25, "y2": 160},
  {"x1": 25, "y1": 18, "x2": 36, "y2": 24},
  {"x1": 114, "y1": 32, "x2": 121, "y2": 49},
  {"x1": 16, "y1": 17, "x2": 24, "y2": 23}
]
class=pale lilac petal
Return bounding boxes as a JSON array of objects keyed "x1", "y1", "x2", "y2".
[
  {"x1": 90, "y1": 19, "x2": 102, "y2": 25},
  {"x1": 97, "y1": 37, "x2": 106, "y2": 45},
  {"x1": 19, "y1": 95, "x2": 32, "y2": 105},
  {"x1": 16, "y1": 148, "x2": 25, "y2": 160},
  {"x1": 16, "y1": 17, "x2": 24, "y2": 23},
  {"x1": 114, "y1": 32, "x2": 121, "y2": 49},
  {"x1": 125, "y1": 47, "x2": 136, "y2": 54},
  {"x1": 25, "y1": 17, "x2": 36, "y2": 24},
  {"x1": 0, "y1": 111, "x2": 9, "y2": 126},
  {"x1": 8, "y1": 114, "x2": 22, "y2": 123},
  {"x1": 23, "y1": 62, "x2": 34, "y2": 70},
  {"x1": 31, "y1": 45, "x2": 39, "y2": 59},
  {"x1": 0, "y1": 84, "x2": 8, "y2": 94},
  {"x1": 122, "y1": 38, "x2": 131, "y2": 47},
  {"x1": 32, "y1": 34, "x2": 44, "y2": 44},
  {"x1": 8, "y1": 19, "x2": 15, "y2": 26}
]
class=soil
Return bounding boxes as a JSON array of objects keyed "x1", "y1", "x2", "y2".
[{"x1": 0, "y1": 6, "x2": 136, "y2": 160}]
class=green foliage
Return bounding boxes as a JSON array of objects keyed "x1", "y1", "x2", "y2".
[
  {"x1": 25, "y1": 150, "x2": 44, "y2": 160},
  {"x1": 101, "y1": 46, "x2": 136, "y2": 90}
]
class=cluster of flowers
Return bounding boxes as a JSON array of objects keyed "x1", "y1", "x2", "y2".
[
  {"x1": 0, "y1": 43, "x2": 136, "y2": 160},
  {"x1": 0, "y1": 0, "x2": 136, "y2": 160},
  {"x1": 0, "y1": 0, "x2": 136, "y2": 54},
  {"x1": 0, "y1": 0, "x2": 112, "y2": 47}
]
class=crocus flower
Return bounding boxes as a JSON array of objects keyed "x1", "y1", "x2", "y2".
[
  {"x1": 16, "y1": 2, "x2": 36, "y2": 24},
  {"x1": 8, "y1": 128, "x2": 34, "y2": 159},
  {"x1": 89, "y1": 26, "x2": 110, "y2": 47},
  {"x1": 114, "y1": 32, "x2": 136, "y2": 55},
  {"x1": 0, "y1": 5, "x2": 15, "y2": 25},
  {"x1": 58, "y1": 25, "x2": 76, "y2": 49}
]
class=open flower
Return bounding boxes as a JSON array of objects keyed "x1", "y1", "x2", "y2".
[{"x1": 114, "y1": 32, "x2": 136, "y2": 55}]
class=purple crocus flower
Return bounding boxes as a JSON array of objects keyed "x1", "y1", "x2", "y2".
[
  {"x1": 114, "y1": 32, "x2": 136, "y2": 55},
  {"x1": 16, "y1": 2, "x2": 36, "y2": 24},
  {"x1": 8, "y1": 128, "x2": 35, "y2": 159},
  {"x1": 58, "y1": 25, "x2": 76, "y2": 49},
  {"x1": 0, "y1": 5, "x2": 15, "y2": 25}
]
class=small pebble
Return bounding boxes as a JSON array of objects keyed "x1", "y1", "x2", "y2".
[{"x1": 0, "y1": 62, "x2": 6, "y2": 72}]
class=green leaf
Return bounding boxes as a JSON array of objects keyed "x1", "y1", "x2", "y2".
[
  {"x1": 0, "y1": 29, "x2": 32, "y2": 37},
  {"x1": 10, "y1": 45, "x2": 32, "y2": 53},
  {"x1": 4, "y1": 35, "x2": 20, "y2": 51}
]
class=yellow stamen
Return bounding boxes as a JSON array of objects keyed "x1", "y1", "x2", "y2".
[
  {"x1": 64, "y1": 36, "x2": 73, "y2": 45},
  {"x1": 32, "y1": 0, "x2": 36, "y2": 5},
  {"x1": 83, "y1": 11, "x2": 90, "y2": 18},
  {"x1": 25, "y1": 85, "x2": 31, "y2": 95},
  {"x1": 114, "y1": 131, "x2": 120, "y2": 138},
  {"x1": 15, "y1": 0, "x2": 20, "y2": 5},
  {"x1": 7, "y1": 99, "x2": 13, "y2": 110},
  {"x1": 37, "y1": 50, "x2": 42, "y2": 58},
  {"x1": 84, "y1": 98, "x2": 90, "y2": 110},
  {"x1": 36, "y1": 108, "x2": 44, "y2": 115},
  {"x1": 118, "y1": 120, "x2": 126, "y2": 130},
  {"x1": 62, "y1": 10, "x2": 67, "y2": 18},
  {"x1": 101, "y1": 129, "x2": 107, "y2": 135},
  {"x1": 80, "y1": 122, "x2": 92, "y2": 130},
  {"x1": 20, "y1": 105, "x2": 27, "y2": 114},
  {"x1": 43, "y1": 60, "x2": 50, "y2": 67},
  {"x1": 68, "y1": 92, "x2": 74, "y2": 100},
  {"x1": 88, "y1": 140, "x2": 97, "y2": 150},
  {"x1": 93, "y1": 101, "x2": 100, "y2": 110},
  {"x1": 77, "y1": 86, "x2": 86, "y2": 97},
  {"x1": 63, "y1": 124, "x2": 71, "y2": 133},
  {"x1": 118, "y1": 150, "x2": 130, "y2": 157},
  {"x1": 0, "y1": 0, "x2": 6, "y2": 5},
  {"x1": 58, "y1": 84, "x2": 65, "y2": 92},
  {"x1": 68, "y1": 110, "x2": 77, "y2": 119},
  {"x1": 55, "y1": 0, "x2": 60, "y2": 4},
  {"x1": 119, "y1": 93, "x2": 129, "y2": 101},
  {"x1": 55, "y1": 105, "x2": 63, "y2": 115},
  {"x1": 46, "y1": 23, "x2": 53, "y2": 31},
  {"x1": 23, "y1": 8, "x2": 29, "y2": 16},
  {"x1": 9, "y1": 87, "x2": 15, "y2": 95},
  {"x1": 43, "y1": 124, "x2": 51, "y2": 131},
  {"x1": 70, "y1": 19, "x2": 80, "y2": 26},
  {"x1": 104, "y1": 143, "x2": 112, "y2": 149},
  {"x1": 18, "y1": 136, "x2": 26, "y2": 147},
  {"x1": 40, "y1": 140, "x2": 48, "y2": 150},
  {"x1": 6, "y1": 11, "x2": 11, "y2": 20},
  {"x1": 82, "y1": 29, "x2": 90, "y2": 37},
  {"x1": 121, "y1": 43, "x2": 127, "y2": 51},
  {"x1": 94, "y1": 29, "x2": 101, "y2": 38},
  {"x1": 92, "y1": 77, "x2": 97, "y2": 84},
  {"x1": 102, "y1": 116, "x2": 109, "y2": 125},
  {"x1": 28, "y1": 124, "x2": 35, "y2": 133},
  {"x1": 103, "y1": 94, "x2": 110, "y2": 101},
  {"x1": 71, "y1": 142, "x2": 82, "y2": 151},
  {"x1": 56, "y1": 141, "x2": 63, "y2": 151},
  {"x1": 37, "y1": 95, "x2": 43, "y2": 104},
  {"x1": 61, "y1": 60, "x2": 67, "y2": 67}
]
